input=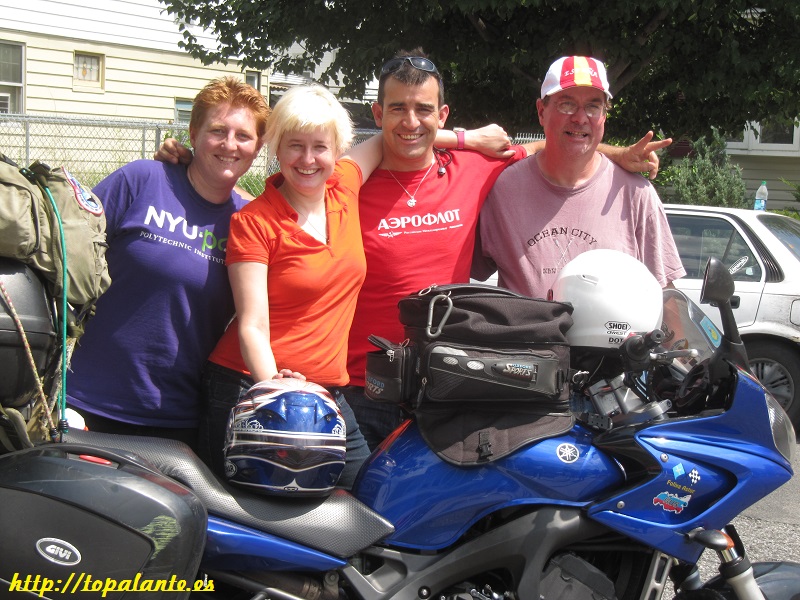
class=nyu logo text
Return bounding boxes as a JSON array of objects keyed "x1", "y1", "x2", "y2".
[{"x1": 145, "y1": 206, "x2": 227, "y2": 253}]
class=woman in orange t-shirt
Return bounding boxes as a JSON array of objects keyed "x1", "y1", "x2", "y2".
[{"x1": 199, "y1": 86, "x2": 383, "y2": 487}]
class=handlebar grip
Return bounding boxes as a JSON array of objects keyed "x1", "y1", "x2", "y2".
[
  {"x1": 623, "y1": 334, "x2": 648, "y2": 361},
  {"x1": 645, "y1": 329, "x2": 665, "y2": 347},
  {"x1": 623, "y1": 330, "x2": 665, "y2": 362}
]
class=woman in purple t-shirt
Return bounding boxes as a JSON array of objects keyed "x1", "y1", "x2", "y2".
[{"x1": 66, "y1": 77, "x2": 269, "y2": 448}]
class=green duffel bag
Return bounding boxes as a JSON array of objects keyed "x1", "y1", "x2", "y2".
[{"x1": 0, "y1": 153, "x2": 110, "y2": 326}]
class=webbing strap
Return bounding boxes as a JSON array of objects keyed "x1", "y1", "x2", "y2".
[
  {"x1": 20, "y1": 167, "x2": 69, "y2": 437},
  {"x1": 0, "y1": 279, "x2": 56, "y2": 437}
]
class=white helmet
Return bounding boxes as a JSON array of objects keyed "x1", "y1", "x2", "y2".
[{"x1": 551, "y1": 249, "x2": 663, "y2": 349}]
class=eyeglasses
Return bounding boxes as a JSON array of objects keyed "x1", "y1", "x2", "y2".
[
  {"x1": 554, "y1": 99, "x2": 606, "y2": 119},
  {"x1": 380, "y1": 56, "x2": 440, "y2": 77}
]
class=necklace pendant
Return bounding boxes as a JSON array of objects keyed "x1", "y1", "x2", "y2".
[{"x1": 407, "y1": 197, "x2": 417, "y2": 207}]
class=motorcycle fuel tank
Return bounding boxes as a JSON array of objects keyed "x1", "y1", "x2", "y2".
[{"x1": 353, "y1": 422, "x2": 624, "y2": 550}]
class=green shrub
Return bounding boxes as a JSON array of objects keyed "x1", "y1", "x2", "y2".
[
  {"x1": 779, "y1": 177, "x2": 800, "y2": 204},
  {"x1": 162, "y1": 128, "x2": 191, "y2": 149},
  {"x1": 770, "y1": 207, "x2": 800, "y2": 220},
  {"x1": 656, "y1": 128, "x2": 748, "y2": 208}
]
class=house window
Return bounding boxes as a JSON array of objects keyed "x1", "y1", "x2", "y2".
[
  {"x1": 245, "y1": 71, "x2": 261, "y2": 91},
  {"x1": 73, "y1": 52, "x2": 103, "y2": 88},
  {"x1": 757, "y1": 120, "x2": 795, "y2": 145},
  {"x1": 175, "y1": 99, "x2": 193, "y2": 124},
  {"x1": 726, "y1": 120, "x2": 800, "y2": 154},
  {"x1": 725, "y1": 130, "x2": 746, "y2": 146},
  {"x1": 0, "y1": 41, "x2": 23, "y2": 113}
]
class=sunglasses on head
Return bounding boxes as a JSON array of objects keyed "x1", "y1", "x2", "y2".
[{"x1": 380, "y1": 56, "x2": 439, "y2": 76}]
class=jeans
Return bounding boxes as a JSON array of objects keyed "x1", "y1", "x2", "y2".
[
  {"x1": 198, "y1": 362, "x2": 370, "y2": 490},
  {"x1": 342, "y1": 385, "x2": 406, "y2": 452}
]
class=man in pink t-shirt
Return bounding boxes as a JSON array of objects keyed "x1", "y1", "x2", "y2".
[{"x1": 472, "y1": 56, "x2": 685, "y2": 300}]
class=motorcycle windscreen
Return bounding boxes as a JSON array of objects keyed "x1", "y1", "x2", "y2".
[{"x1": 659, "y1": 289, "x2": 721, "y2": 378}]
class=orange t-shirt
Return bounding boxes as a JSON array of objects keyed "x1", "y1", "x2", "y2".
[{"x1": 208, "y1": 159, "x2": 365, "y2": 387}]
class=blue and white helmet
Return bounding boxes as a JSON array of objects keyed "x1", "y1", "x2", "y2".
[{"x1": 223, "y1": 379, "x2": 347, "y2": 496}]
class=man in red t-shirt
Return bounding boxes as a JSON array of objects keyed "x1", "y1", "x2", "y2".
[{"x1": 342, "y1": 50, "x2": 670, "y2": 449}]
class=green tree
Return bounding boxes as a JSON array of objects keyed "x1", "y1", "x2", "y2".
[
  {"x1": 159, "y1": 0, "x2": 800, "y2": 139},
  {"x1": 657, "y1": 128, "x2": 748, "y2": 208}
]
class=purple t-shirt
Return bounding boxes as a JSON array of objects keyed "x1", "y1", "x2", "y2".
[{"x1": 67, "y1": 160, "x2": 247, "y2": 427}]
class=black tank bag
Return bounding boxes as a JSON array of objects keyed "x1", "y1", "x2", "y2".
[
  {"x1": 396, "y1": 284, "x2": 575, "y2": 465},
  {"x1": 399, "y1": 284, "x2": 573, "y2": 404}
]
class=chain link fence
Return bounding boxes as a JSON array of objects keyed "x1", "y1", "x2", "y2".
[
  {"x1": 0, "y1": 113, "x2": 542, "y2": 192},
  {"x1": 0, "y1": 113, "x2": 261, "y2": 187}
]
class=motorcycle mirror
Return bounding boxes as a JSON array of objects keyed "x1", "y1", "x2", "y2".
[
  {"x1": 699, "y1": 257, "x2": 735, "y2": 306},
  {"x1": 700, "y1": 257, "x2": 748, "y2": 371}
]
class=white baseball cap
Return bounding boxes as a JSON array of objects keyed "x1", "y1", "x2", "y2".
[{"x1": 541, "y1": 56, "x2": 612, "y2": 99}]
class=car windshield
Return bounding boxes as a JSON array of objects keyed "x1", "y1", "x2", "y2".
[{"x1": 758, "y1": 213, "x2": 800, "y2": 262}]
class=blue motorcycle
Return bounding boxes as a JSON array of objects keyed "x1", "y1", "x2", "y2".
[{"x1": 0, "y1": 257, "x2": 797, "y2": 600}]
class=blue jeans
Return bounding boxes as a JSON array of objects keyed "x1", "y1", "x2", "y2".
[
  {"x1": 198, "y1": 362, "x2": 370, "y2": 490},
  {"x1": 342, "y1": 385, "x2": 407, "y2": 452}
]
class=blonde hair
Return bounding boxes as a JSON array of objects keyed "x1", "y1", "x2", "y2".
[
  {"x1": 190, "y1": 76, "x2": 270, "y2": 139},
  {"x1": 265, "y1": 85, "x2": 354, "y2": 163}
]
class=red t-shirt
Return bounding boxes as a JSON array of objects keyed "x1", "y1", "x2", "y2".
[
  {"x1": 209, "y1": 159, "x2": 365, "y2": 387},
  {"x1": 346, "y1": 147, "x2": 526, "y2": 386}
]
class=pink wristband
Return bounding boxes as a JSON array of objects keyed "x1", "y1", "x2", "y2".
[{"x1": 455, "y1": 129, "x2": 465, "y2": 151}]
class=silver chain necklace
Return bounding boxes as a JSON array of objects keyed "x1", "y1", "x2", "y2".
[
  {"x1": 292, "y1": 203, "x2": 327, "y2": 243},
  {"x1": 387, "y1": 159, "x2": 435, "y2": 207}
]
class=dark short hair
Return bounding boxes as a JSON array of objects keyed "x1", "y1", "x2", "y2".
[{"x1": 377, "y1": 48, "x2": 445, "y2": 107}]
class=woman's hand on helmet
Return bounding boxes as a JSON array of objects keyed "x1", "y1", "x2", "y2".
[
  {"x1": 228, "y1": 378, "x2": 346, "y2": 495},
  {"x1": 273, "y1": 368, "x2": 306, "y2": 381}
]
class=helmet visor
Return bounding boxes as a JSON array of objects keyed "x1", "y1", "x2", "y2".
[{"x1": 225, "y1": 448, "x2": 345, "y2": 493}]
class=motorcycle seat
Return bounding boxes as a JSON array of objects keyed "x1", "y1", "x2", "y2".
[{"x1": 62, "y1": 429, "x2": 394, "y2": 557}]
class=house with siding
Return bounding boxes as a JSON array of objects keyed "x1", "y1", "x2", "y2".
[
  {"x1": 0, "y1": 0, "x2": 274, "y2": 120},
  {"x1": 726, "y1": 124, "x2": 800, "y2": 208},
  {"x1": 667, "y1": 124, "x2": 800, "y2": 208},
  {"x1": 0, "y1": 0, "x2": 336, "y2": 182}
]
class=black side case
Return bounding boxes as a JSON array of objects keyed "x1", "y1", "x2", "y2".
[
  {"x1": 0, "y1": 258, "x2": 57, "y2": 407},
  {"x1": 0, "y1": 443, "x2": 207, "y2": 599}
]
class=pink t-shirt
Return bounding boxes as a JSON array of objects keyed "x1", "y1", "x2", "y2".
[{"x1": 474, "y1": 153, "x2": 685, "y2": 297}]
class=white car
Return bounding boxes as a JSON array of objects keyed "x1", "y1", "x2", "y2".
[{"x1": 664, "y1": 204, "x2": 800, "y2": 428}]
